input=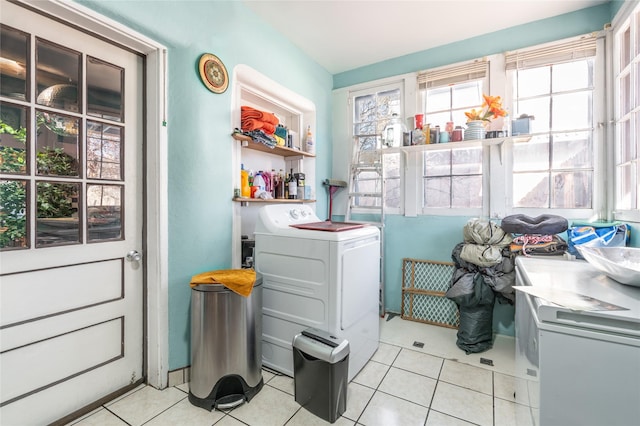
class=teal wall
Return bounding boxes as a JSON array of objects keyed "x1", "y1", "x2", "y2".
[{"x1": 78, "y1": 0, "x2": 332, "y2": 370}]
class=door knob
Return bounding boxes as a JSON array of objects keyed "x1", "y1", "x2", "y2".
[{"x1": 126, "y1": 250, "x2": 142, "y2": 262}]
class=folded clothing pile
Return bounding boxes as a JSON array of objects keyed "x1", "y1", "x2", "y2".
[
  {"x1": 445, "y1": 219, "x2": 514, "y2": 354},
  {"x1": 501, "y1": 214, "x2": 568, "y2": 256},
  {"x1": 241, "y1": 105, "x2": 279, "y2": 135}
]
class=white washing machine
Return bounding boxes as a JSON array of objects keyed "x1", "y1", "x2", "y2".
[{"x1": 254, "y1": 204, "x2": 380, "y2": 381}]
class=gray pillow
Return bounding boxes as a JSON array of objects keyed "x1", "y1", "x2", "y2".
[{"x1": 500, "y1": 214, "x2": 568, "y2": 235}]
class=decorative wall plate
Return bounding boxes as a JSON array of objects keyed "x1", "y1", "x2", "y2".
[{"x1": 198, "y1": 53, "x2": 229, "y2": 94}]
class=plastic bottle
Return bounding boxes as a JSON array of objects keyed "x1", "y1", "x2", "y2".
[
  {"x1": 240, "y1": 164, "x2": 250, "y2": 198},
  {"x1": 253, "y1": 171, "x2": 266, "y2": 192},
  {"x1": 304, "y1": 125, "x2": 315, "y2": 154},
  {"x1": 382, "y1": 113, "x2": 407, "y2": 148}
]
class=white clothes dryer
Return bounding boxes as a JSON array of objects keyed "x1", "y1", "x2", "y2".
[{"x1": 254, "y1": 204, "x2": 380, "y2": 381}]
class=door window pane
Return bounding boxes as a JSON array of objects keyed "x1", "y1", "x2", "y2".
[
  {"x1": 87, "y1": 121, "x2": 123, "y2": 180},
  {"x1": 87, "y1": 57, "x2": 124, "y2": 122},
  {"x1": 36, "y1": 39, "x2": 80, "y2": 113},
  {"x1": 87, "y1": 184, "x2": 122, "y2": 241},
  {"x1": 0, "y1": 102, "x2": 29, "y2": 174},
  {"x1": 36, "y1": 111, "x2": 80, "y2": 177},
  {"x1": 0, "y1": 26, "x2": 29, "y2": 101},
  {"x1": 36, "y1": 181, "x2": 80, "y2": 247},
  {"x1": 0, "y1": 179, "x2": 28, "y2": 250}
]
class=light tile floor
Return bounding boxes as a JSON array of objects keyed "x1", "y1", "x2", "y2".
[{"x1": 69, "y1": 315, "x2": 533, "y2": 426}]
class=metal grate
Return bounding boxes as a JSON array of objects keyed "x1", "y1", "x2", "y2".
[{"x1": 401, "y1": 258, "x2": 459, "y2": 329}]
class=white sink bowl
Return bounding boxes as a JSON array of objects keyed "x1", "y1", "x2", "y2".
[{"x1": 577, "y1": 246, "x2": 640, "y2": 287}]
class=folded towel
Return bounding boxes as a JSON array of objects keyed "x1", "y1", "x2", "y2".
[
  {"x1": 241, "y1": 118, "x2": 276, "y2": 134},
  {"x1": 241, "y1": 105, "x2": 279, "y2": 125},
  {"x1": 190, "y1": 268, "x2": 256, "y2": 297}
]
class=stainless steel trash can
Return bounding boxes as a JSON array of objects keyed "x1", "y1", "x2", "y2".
[
  {"x1": 293, "y1": 328, "x2": 349, "y2": 423},
  {"x1": 188, "y1": 274, "x2": 263, "y2": 411}
]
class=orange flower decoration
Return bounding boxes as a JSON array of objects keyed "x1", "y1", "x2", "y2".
[{"x1": 465, "y1": 94, "x2": 507, "y2": 122}]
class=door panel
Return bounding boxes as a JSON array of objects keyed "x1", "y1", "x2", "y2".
[{"x1": 0, "y1": 1, "x2": 144, "y2": 424}]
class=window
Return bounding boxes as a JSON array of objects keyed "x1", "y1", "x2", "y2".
[
  {"x1": 342, "y1": 35, "x2": 605, "y2": 220},
  {"x1": 417, "y1": 60, "x2": 488, "y2": 213},
  {"x1": 350, "y1": 83, "x2": 402, "y2": 213},
  {"x1": 0, "y1": 26, "x2": 126, "y2": 250},
  {"x1": 613, "y1": 2, "x2": 640, "y2": 221},
  {"x1": 510, "y1": 59, "x2": 595, "y2": 210}
]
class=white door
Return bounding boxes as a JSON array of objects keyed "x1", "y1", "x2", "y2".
[{"x1": 0, "y1": 1, "x2": 145, "y2": 424}]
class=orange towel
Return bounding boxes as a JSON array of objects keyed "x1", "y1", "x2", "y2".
[
  {"x1": 241, "y1": 118, "x2": 276, "y2": 134},
  {"x1": 190, "y1": 268, "x2": 256, "y2": 297},
  {"x1": 241, "y1": 105, "x2": 279, "y2": 125}
]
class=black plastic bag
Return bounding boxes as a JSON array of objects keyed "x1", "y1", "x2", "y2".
[{"x1": 456, "y1": 302, "x2": 495, "y2": 354}]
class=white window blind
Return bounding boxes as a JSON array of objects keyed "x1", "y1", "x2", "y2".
[
  {"x1": 505, "y1": 34, "x2": 597, "y2": 70},
  {"x1": 417, "y1": 59, "x2": 488, "y2": 89}
]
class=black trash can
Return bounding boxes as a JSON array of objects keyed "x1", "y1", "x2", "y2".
[
  {"x1": 293, "y1": 328, "x2": 349, "y2": 423},
  {"x1": 189, "y1": 274, "x2": 263, "y2": 411}
]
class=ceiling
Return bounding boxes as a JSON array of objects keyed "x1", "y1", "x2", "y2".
[{"x1": 242, "y1": 0, "x2": 610, "y2": 74}]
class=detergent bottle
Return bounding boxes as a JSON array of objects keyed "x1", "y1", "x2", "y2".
[
  {"x1": 253, "y1": 171, "x2": 266, "y2": 193},
  {"x1": 240, "y1": 164, "x2": 250, "y2": 198},
  {"x1": 304, "y1": 125, "x2": 315, "y2": 154}
]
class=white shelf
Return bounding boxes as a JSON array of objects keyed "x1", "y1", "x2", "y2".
[
  {"x1": 379, "y1": 135, "x2": 531, "y2": 154},
  {"x1": 380, "y1": 135, "x2": 531, "y2": 164},
  {"x1": 232, "y1": 133, "x2": 315, "y2": 158}
]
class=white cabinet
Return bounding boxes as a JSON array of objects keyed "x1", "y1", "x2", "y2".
[
  {"x1": 514, "y1": 257, "x2": 640, "y2": 426},
  {"x1": 230, "y1": 65, "x2": 317, "y2": 268}
]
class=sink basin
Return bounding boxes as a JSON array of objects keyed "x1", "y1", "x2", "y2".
[{"x1": 577, "y1": 246, "x2": 640, "y2": 287}]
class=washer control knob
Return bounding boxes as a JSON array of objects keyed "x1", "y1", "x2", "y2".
[{"x1": 289, "y1": 209, "x2": 300, "y2": 219}]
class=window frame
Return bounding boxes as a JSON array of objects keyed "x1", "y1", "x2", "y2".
[
  {"x1": 417, "y1": 59, "x2": 490, "y2": 216},
  {"x1": 348, "y1": 80, "x2": 406, "y2": 216},
  {"x1": 612, "y1": 1, "x2": 640, "y2": 223},
  {"x1": 413, "y1": 37, "x2": 605, "y2": 220},
  {"x1": 503, "y1": 45, "x2": 605, "y2": 220}
]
